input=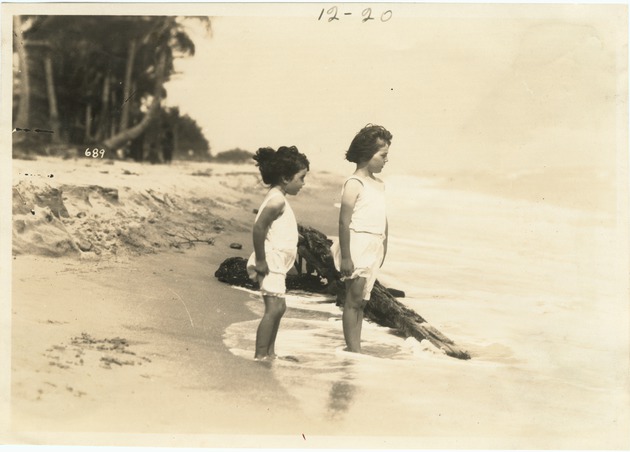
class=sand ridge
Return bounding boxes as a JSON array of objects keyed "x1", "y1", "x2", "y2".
[{"x1": 5, "y1": 156, "x2": 629, "y2": 449}]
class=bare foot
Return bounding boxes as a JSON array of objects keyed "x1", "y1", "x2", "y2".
[
  {"x1": 254, "y1": 355, "x2": 273, "y2": 361},
  {"x1": 254, "y1": 355, "x2": 273, "y2": 368}
]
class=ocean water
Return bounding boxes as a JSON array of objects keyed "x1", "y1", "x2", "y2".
[{"x1": 223, "y1": 173, "x2": 628, "y2": 445}]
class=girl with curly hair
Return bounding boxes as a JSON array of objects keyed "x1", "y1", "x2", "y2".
[{"x1": 247, "y1": 146, "x2": 310, "y2": 360}]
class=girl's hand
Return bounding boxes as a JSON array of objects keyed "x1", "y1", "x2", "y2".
[
  {"x1": 255, "y1": 259, "x2": 269, "y2": 277},
  {"x1": 340, "y1": 257, "x2": 354, "y2": 278},
  {"x1": 381, "y1": 240, "x2": 388, "y2": 268},
  {"x1": 381, "y1": 221, "x2": 388, "y2": 268}
]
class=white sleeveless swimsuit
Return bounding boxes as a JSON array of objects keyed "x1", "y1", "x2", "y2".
[
  {"x1": 331, "y1": 175, "x2": 387, "y2": 300},
  {"x1": 247, "y1": 188, "x2": 298, "y2": 295}
]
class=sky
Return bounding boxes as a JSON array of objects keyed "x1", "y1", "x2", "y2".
[{"x1": 163, "y1": 3, "x2": 627, "y2": 177}]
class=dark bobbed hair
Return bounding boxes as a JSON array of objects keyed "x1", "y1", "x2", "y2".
[
  {"x1": 253, "y1": 145, "x2": 310, "y2": 186},
  {"x1": 345, "y1": 124, "x2": 393, "y2": 164}
]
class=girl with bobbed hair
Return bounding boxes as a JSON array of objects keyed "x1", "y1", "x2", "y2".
[
  {"x1": 345, "y1": 124, "x2": 393, "y2": 164},
  {"x1": 247, "y1": 145, "x2": 309, "y2": 360},
  {"x1": 332, "y1": 124, "x2": 392, "y2": 353}
]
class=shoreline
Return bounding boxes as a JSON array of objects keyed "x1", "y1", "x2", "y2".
[
  {"x1": 5, "y1": 156, "x2": 629, "y2": 449},
  {"x1": 10, "y1": 242, "x2": 320, "y2": 437},
  {"x1": 7, "y1": 156, "x2": 346, "y2": 443}
]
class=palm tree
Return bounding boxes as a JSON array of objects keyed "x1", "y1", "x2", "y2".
[
  {"x1": 103, "y1": 16, "x2": 209, "y2": 160},
  {"x1": 13, "y1": 16, "x2": 31, "y2": 132},
  {"x1": 13, "y1": 15, "x2": 210, "y2": 158}
]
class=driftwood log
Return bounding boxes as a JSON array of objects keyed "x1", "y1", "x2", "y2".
[{"x1": 215, "y1": 224, "x2": 470, "y2": 360}]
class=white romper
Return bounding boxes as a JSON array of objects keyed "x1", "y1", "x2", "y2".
[
  {"x1": 247, "y1": 187, "x2": 298, "y2": 296},
  {"x1": 331, "y1": 175, "x2": 387, "y2": 300}
]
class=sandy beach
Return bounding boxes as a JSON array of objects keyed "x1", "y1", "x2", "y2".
[
  {"x1": 5, "y1": 156, "x2": 352, "y2": 447},
  {"x1": 3, "y1": 155, "x2": 630, "y2": 449},
  {"x1": 3, "y1": 2, "x2": 628, "y2": 450}
]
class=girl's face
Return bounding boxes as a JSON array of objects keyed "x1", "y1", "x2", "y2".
[
  {"x1": 283, "y1": 168, "x2": 308, "y2": 195},
  {"x1": 366, "y1": 140, "x2": 390, "y2": 174}
]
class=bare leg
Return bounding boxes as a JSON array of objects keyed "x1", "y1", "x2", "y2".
[
  {"x1": 255, "y1": 295, "x2": 286, "y2": 359},
  {"x1": 267, "y1": 297, "x2": 286, "y2": 358},
  {"x1": 342, "y1": 278, "x2": 367, "y2": 353}
]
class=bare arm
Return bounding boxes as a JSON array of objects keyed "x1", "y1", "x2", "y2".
[
  {"x1": 338, "y1": 179, "x2": 362, "y2": 277},
  {"x1": 252, "y1": 196, "x2": 285, "y2": 275},
  {"x1": 381, "y1": 218, "x2": 388, "y2": 267}
]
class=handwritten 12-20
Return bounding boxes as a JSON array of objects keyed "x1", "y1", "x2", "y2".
[{"x1": 318, "y1": 6, "x2": 392, "y2": 22}]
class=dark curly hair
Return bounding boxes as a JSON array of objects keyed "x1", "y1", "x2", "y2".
[
  {"x1": 253, "y1": 145, "x2": 310, "y2": 186},
  {"x1": 345, "y1": 124, "x2": 393, "y2": 164}
]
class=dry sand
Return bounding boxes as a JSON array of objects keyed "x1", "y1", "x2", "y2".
[
  {"x1": 3, "y1": 156, "x2": 629, "y2": 450},
  {"x1": 4, "y1": 156, "x2": 350, "y2": 448}
]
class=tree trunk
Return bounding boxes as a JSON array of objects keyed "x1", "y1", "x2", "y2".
[
  {"x1": 109, "y1": 90, "x2": 118, "y2": 138},
  {"x1": 96, "y1": 72, "x2": 110, "y2": 141},
  {"x1": 119, "y1": 38, "x2": 136, "y2": 131},
  {"x1": 215, "y1": 225, "x2": 471, "y2": 360},
  {"x1": 84, "y1": 104, "x2": 93, "y2": 143},
  {"x1": 103, "y1": 50, "x2": 166, "y2": 152},
  {"x1": 44, "y1": 55, "x2": 60, "y2": 142},
  {"x1": 173, "y1": 121, "x2": 179, "y2": 157},
  {"x1": 13, "y1": 16, "x2": 30, "y2": 130}
]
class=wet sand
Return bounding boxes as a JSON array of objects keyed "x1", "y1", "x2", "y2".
[
  {"x1": 3, "y1": 157, "x2": 629, "y2": 449},
  {"x1": 6, "y1": 157, "x2": 346, "y2": 447}
]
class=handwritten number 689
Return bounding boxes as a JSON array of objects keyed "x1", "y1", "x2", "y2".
[{"x1": 85, "y1": 148, "x2": 105, "y2": 158}]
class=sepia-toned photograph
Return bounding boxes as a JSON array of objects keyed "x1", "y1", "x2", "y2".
[{"x1": 1, "y1": 2, "x2": 628, "y2": 450}]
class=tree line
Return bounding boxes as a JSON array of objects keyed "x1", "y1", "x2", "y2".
[{"x1": 13, "y1": 15, "x2": 211, "y2": 162}]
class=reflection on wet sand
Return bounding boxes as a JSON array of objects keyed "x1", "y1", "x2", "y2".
[{"x1": 327, "y1": 359, "x2": 357, "y2": 419}]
